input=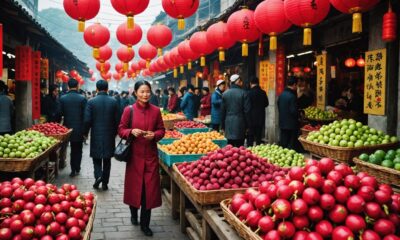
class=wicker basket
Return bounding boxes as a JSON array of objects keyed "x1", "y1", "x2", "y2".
[
  {"x1": 353, "y1": 158, "x2": 400, "y2": 188},
  {"x1": 83, "y1": 196, "x2": 97, "y2": 240},
  {"x1": 172, "y1": 164, "x2": 250, "y2": 206},
  {"x1": 299, "y1": 136, "x2": 398, "y2": 163},
  {"x1": 47, "y1": 129, "x2": 72, "y2": 142},
  {"x1": 0, "y1": 142, "x2": 60, "y2": 172},
  {"x1": 163, "y1": 119, "x2": 176, "y2": 130},
  {"x1": 220, "y1": 199, "x2": 262, "y2": 240},
  {"x1": 300, "y1": 128, "x2": 314, "y2": 137}
]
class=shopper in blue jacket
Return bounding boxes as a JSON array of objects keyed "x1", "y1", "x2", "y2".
[
  {"x1": 180, "y1": 84, "x2": 196, "y2": 120},
  {"x1": 211, "y1": 79, "x2": 226, "y2": 131}
]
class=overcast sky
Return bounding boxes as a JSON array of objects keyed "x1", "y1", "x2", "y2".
[{"x1": 38, "y1": 0, "x2": 164, "y2": 32}]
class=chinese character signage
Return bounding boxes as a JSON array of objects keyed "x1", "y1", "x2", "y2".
[
  {"x1": 364, "y1": 48, "x2": 386, "y2": 115},
  {"x1": 316, "y1": 54, "x2": 327, "y2": 110},
  {"x1": 32, "y1": 51, "x2": 41, "y2": 120},
  {"x1": 40, "y1": 58, "x2": 49, "y2": 80},
  {"x1": 259, "y1": 60, "x2": 269, "y2": 92},
  {"x1": 15, "y1": 46, "x2": 33, "y2": 81},
  {"x1": 276, "y1": 46, "x2": 285, "y2": 95},
  {"x1": 268, "y1": 63, "x2": 275, "y2": 91}
]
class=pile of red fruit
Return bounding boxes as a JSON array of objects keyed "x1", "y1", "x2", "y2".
[
  {"x1": 177, "y1": 145, "x2": 289, "y2": 190},
  {"x1": 164, "y1": 130, "x2": 183, "y2": 139},
  {"x1": 29, "y1": 123, "x2": 69, "y2": 135},
  {"x1": 0, "y1": 178, "x2": 95, "y2": 240},
  {"x1": 228, "y1": 158, "x2": 400, "y2": 240},
  {"x1": 174, "y1": 121, "x2": 207, "y2": 129},
  {"x1": 302, "y1": 124, "x2": 321, "y2": 131}
]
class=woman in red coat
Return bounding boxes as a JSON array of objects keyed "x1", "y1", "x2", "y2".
[
  {"x1": 200, "y1": 87, "x2": 211, "y2": 116},
  {"x1": 118, "y1": 80, "x2": 165, "y2": 236}
]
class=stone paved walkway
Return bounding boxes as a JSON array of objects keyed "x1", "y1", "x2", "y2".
[{"x1": 54, "y1": 143, "x2": 188, "y2": 240}]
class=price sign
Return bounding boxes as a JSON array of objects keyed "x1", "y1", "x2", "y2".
[
  {"x1": 259, "y1": 60, "x2": 269, "y2": 92},
  {"x1": 316, "y1": 54, "x2": 327, "y2": 110}
]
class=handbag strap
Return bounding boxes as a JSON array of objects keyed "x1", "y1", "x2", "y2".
[{"x1": 129, "y1": 105, "x2": 133, "y2": 128}]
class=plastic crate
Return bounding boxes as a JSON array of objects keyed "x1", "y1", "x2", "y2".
[
  {"x1": 176, "y1": 127, "x2": 210, "y2": 135},
  {"x1": 212, "y1": 139, "x2": 228, "y2": 148},
  {"x1": 159, "y1": 138, "x2": 179, "y2": 145},
  {"x1": 158, "y1": 149, "x2": 204, "y2": 167}
]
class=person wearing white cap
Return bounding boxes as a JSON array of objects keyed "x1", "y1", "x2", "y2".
[
  {"x1": 210, "y1": 79, "x2": 226, "y2": 131},
  {"x1": 221, "y1": 74, "x2": 251, "y2": 147}
]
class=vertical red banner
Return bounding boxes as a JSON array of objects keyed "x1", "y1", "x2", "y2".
[
  {"x1": 15, "y1": 46, "x2": 33, "y2": 81},
  {"x1": 32, "y1": 51, "x2": 41, "y2": 120},
  {"x1": 275, "y1": 46, "x2": 286, "y2": 96},
  {"x1": 0, "y1": 24, "x2": 3, "y2": 78}
]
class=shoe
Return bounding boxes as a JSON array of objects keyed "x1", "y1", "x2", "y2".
[
  {"x1": 69, "y1": 171, "x2": 77, "y2": 177},
  {"x1": 93, "y1": 177, "x2": 102, "y2": 189},
  {"x1": 131, "y1": 217, "x2": 139, "y2": 226},
  {"x1": 102, "y1": 184, "x2": 108, "y2": 191},
  {"x1": 140, "y1": 226, "x2": 153, "y2": 236}
]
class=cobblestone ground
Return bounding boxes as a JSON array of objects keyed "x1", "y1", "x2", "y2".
[{"x1": 54, "y1": 143, "x2": 188, "y2": 240}]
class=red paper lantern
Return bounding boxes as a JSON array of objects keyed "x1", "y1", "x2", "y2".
[
  {"x1": 63, "y1": 0, "x2": 100, "y2": 32},
  {"x1": 130, "y1": 62, "x2": 140, "y2": 73},
  {"x1": 89, "y1": 69, "x2": 94, "y2": 75},
  {"x1": 189, "y1": 31, "x2": 215, "y2": 67},
  {"x1": 382, "y1": 3, "x2": 397, "y2": 42},
  {"x1": 292, "y1": 67, "x2": 302, "y2": 73},
  {"x1": 227, "y1": 8, "x2": 260, "y2": 57},
  {"x1": 138, "y1": 59, "x2": 147, "y2": 70},
  {"x1": 62, "y1": 74, "x2": 69, "y2": 83},
  {"x1": 101, "y1": 72, "x2": 112, "y2": 81},
  {"x1": 115, "y1": 62, "x2": 124, "y2": 73},
  {"x1": 171, "y1": 47, "x2": 186, "y2": 74},
  {"x1": 206, "y1": 22, "x2": 235, "y2": 62},
  {"x1": 90, "y1": 76, "x2": 95, "y2": 81},
  {"x1": 147, "y1": 24, "x2": 173, "y2": 56},
  {"x1": 69, "y1": 70, "x2": 78, "y2": 78},
  {"x1": 113, "y1": 72, "x2": 122, "y2": 81},
  {"x1": 116, "y1": 22, "x2": 142, "y2": 50},
  {"x1": 356, "y1": 56, "x2": 365, "y2": 67},
  {"x1": 254, "y1": 0, "x2": 292, "y2": 50},
  {"x1": 162, "y1": 0, "x2": 199, "y2": 30},
  {"x1": 56, "y1": 70, "x2": 64, "y2": 79},
  {"x1": 303, "y1": 67, "x2": 311, "y2": 73},
  {"x1": 83, "y1": 23, "x2": 110, "y2": 58},
  {"x1": 110, "y1": 0, "x2": 149, "y2": 29},
  {"x1": 345, "y1": 58, "x2": 356, "y2": 68},
  {"x1": 330, "y1": 0, "x2": 379, "y2": 33},
  {"x1": 178, "y1": 40, "x2": 199, "y2": 70},
  {"x1": 284, "y1": 0, "x2": 330, "y2": 46},
  {"x1": 96, "y1": 61, "x2": 110, "y2": 73},
  {"x1": 156, "y1": 56, "x2": 168, "y2": 72},
  {"x1": 138, "y1": 43, "x2": 157, "y2": 68},
  {"x1": 163, "y1": 52, "x2": 175, "y2": 70},
  {"x1": 117, "y1": 46, "x2": 135, "y2": 71}
]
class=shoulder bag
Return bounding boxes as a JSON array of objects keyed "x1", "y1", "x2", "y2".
[{"x1": 114, "y1": 106, "x2": 134, "y2": 162}]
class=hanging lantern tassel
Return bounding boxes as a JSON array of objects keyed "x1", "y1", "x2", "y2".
[
  {"x1": 78, "y1": 20, "x2": 85, "y2": 32},
  {"x1": 188, "y1": 61, "x2": 192, "y2": 70},
  {"x1": 303, "y1": 28, "x2": 312, "y2": 46},
  {"x1": 127, "y1": 16, "x2": 134, "y2": 29},
  {"x1": 123, "y1": 63, "x2": 129, "y2": 72},
  {"x1": 146, "y1": 60, "x2": 150, "y2": 68},
  {"x1": 258, "y1": 34, "x2": 264, "y2": 57},
  {"x1": 93, "y1": 48, "x2": 99, "y2": 58},
  {"x1": 178, "y1": 18, "x2": 185, "y2": 30},
  {"x1": 180, "y1": 65, "x2": 184, "y2": 73},
  {"x1": 173, "y1": 68, "x2": 178, "y2": 78},
  {"x1": 269, "y1": 34, "x2": 277, "y2": 51},
  {"x1": 352, "y1": 12, "x2": 362, "y2": 33},
  {"x1": 100, "y1": 62, "x2": 104, "y2": 72},
  {"x1": 219, "y1": 49, "x2": 225, "y2": 62},
  {"x1": 158, "y1": 48, "x2": 163, "y2": 56},
  {"x1": 242, "y1": 42, "x2": 248, "y2": 57},
  {"x1": 200, "y1": 56, "x2": 206, "y2": 67}
]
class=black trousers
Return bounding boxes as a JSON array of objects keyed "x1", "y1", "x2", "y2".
[
  {"x1": 280, "y1": 129, "x2": 300, "y2": 151},
  {"x1": 70, "y1": 141, "x2": 83, "y2": 172},
  {"x1": 93, "y1": 158, "x2": 111, "y2": 184},
  {"x1": 130, "y1": 182, "x2": 151, "y2": 228},
  {"x1": 247, "y1": 126, "x2": 263, "y2": 147},
  {"x1": 227, "y1": 139, "x2": 245, "y2": 147},
  {"x1": 211, "y1": 124, "x2": 220, "y2": 131}
]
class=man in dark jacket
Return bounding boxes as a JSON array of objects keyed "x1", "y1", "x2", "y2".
[
  {"x1": 0, "y1": 81, "x2": 13, "y2": 135},
  {"x1": 277, "y1": 77, "x2": 300, "y2": 150},
  {"x1": 211, "y1": 79, "x2": 226, "y2": 131},
  {"x1": 193, "y1": 87, "x2": 201, "y2": 117},
  {"x1": 180, "y1": 85, "x2": 196, "y2": 120},
  {"x1": 247, "y1": 77, "x2": 269, "y2": 146},
  {"x1": 60, "y1": 79, "x2": 87, "y2": 177},
  {"x1": 149, "y1": 91, "x2": 159, "y2": 106},
  {"x1": 84, "y1": 80, "x2": 119, "y2": 191},
  {"x1": 120, "y1": 91, "x2": 130, "y2": 115},
  {"x1": 43, "y1": 84, "x2": 61, "y2": 123},
  {"x1": 221, "y1": 74, "x2": 251, "y2": 147}
]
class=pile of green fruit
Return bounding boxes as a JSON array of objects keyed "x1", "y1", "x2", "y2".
[
  {"x1": 306, "y1": 119, "x2": 398, "y2": 147},
  {"x1": 248, "y1": 144, "x2": 305, "y2": 167},
  {"x1": 0, "y1": 130, "x2": 58, "y2": 159},
  {"x1": 359, "y1": 149, "x2": 400, "y2": 171},
  {"x1": 304, "y1": 106, "x2": 337, "y2": 120}
]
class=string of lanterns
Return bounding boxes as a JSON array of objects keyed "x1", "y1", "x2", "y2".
[{"x1": 61, "y1": 0, "x2": 395, "y2": 81}]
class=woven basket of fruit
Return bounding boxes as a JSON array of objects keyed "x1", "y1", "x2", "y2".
[
  {"x1": 221, "y1": 199, "x2": 262, "y2": 240},
  {"x1": 83, "y1": 196, "x2": 97, "y2": 240},
  {"x1": 300, "y1": 124, "x2": 321, "y2": 137},
  {"x1": 47, "y1": 129, "x2": 73, "y2": 142}
]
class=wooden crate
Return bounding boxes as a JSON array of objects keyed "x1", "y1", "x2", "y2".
[
  {"x1": 83, "y1": 196, "x2": 97, "y2": 240},
  {"x1": 47, "y1": 129, "x2": 72, "y2": 142},
  {"x1": 354, "y1": 157, "x2": 400, "y2": 188}
]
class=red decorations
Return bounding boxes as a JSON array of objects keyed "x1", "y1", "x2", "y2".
[
  {"x1": 356, "y1": 56, "x2": 365, "y2": 67},
  {"x1": 96, "y1": 61, "x2": 110, "y2": 73},
  {"x1": 147, "y1": 24, "x2": 173, "y2": 56},
  {"x1": 330, "y1": 0, "x2": 379, "y2": 33},
  {"x1": 83, "y1": 23, "x2": 110, "y2": 58},
  {"x1": 303, "y1": 67, "x2": 311, "y2": 73},
  {"x1": 69, "y1": 70, "x2": 78, "y2": 78},
  {"x1": 178, "y1": 40, "x2": 199, "y2": 70},
  {"x1": 138, "y1": 59, "x2": 147, "y2": 70},
  {"x1": 171, "y1": 47, "x2": 186, "y2": 74},
  {"x1": 32, "y1": 51, "x2": 41, "y2": 120},
  {"x1": 227, "y1": 8, "x2": 260, "y2": 57},
  {"x1": 110, "y1": 0, "x2": 149, "y2": 29},
  {"x1": 63, "y1": 0, "x2": 100, "y2": 32},
  {"x1": 0, "y1": 24, "x2": 2, "y2": 77},
  {"x1": 117, "y1": 46, "x2": 135, "y2": 71},
  {"x1": 254, "y1": 0, "x2": 292, "y2": 50},
  {"x1": 130, "y1": 62, "x2": 140, "y2": 73},
  {"x1": 276, "y1": 46, "x2": 286, "y2": 95},
  {"x1": 95, "y1": 45, "x2": 112, "y2": 63},
  {"x1": 163, "y1": 52, "x2": 175, "y2": 71},
  {"x1": 101, "y1": 72, "x2": 112, "y2": 81},
  {"x1": 284, "y1": 0, "x2": 330, "y2": 46},
  {"x1": 15, "y1": 46, "x2": 33, "y2": 81},
  {"x1": 115, "y1": 62, "x2": 124, "y2": 73},
  {"x1": 382, "y1": 3, "x2": 397, "y2": 42},
  {"x1": 116, "y1": 22, "x2": 142, "y2": 50},
  {"x1": 139, "y1": 43, "x2": 157, "y2": 68},
  {"x1": 62, "y1": 74, "x2": 69, "y2": 83},
  {"x1": 292, "y1": 67, "x2": 301, "y2": 73},
  {"x1": 206, "y1": 22, "x2": 235, "y2": 62},
  {"x1": 345, "y1": 58, "x2": 356, "y2": 68},
  {"x1": 113, "y1": 72, "x2": 122, "y2": 81},
  {"x1": 90, "y1": 76, "x2": 96, "y2": 81},
  {"x1": 162, "y1": 0, "x2": 199, "y2": 30},
  {"x1": 56, "y1": 70, "x2": 64, "y2": 79},
  {"x1": 189, "y1": 31, "x2": 215, "y2": 67}
]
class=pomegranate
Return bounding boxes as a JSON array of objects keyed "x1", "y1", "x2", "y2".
[
  {"x1": 319, "y1": 194, "x2": 335, "y2": 210},
  {"x1": 307, "y1": 206, "x2": 324, "y2": 222},
  {"x1": 289, "y1": 167, "x2": 304, "y2": 181},
  {"x1": 246, "y1": 210, "x2": 262, "y2": 229},
  {"x1": 264, "y1": 230, "x2": 281, "y2": 240},
  {"x1": 334, "y1": 186, "x2": 351, "y2": 203},
  {"x1": 68, "y1": 226, "x2": 81, "y2": 240},
  {"x1": 302, "y1": 188, "x2": 320, "y2": 205},
  {"x1": 361, "y1": 230, "x2": 382, "y2": 240},
  {"x1": 358, "y1": 185, "x2": 375, "y2": 202},
  {"x1": 292, "y1": 215, "x2": 309, "y2": 230},
  {"x1": 332, "y1": 226, "x2": 354, "y2": 240},
  {"x1": 277, "y1": 221, "x2": 295, "y2": 238},
  {"x1": 271, "y1": 199, "x2": 291, "y2": 219},
  {"x1": 318, "y1": 158, "x2": 335, "y2": 174},
  {"x1": 373, "y1": 219, "x2": 395, "y2": 236},
  {"x1": 254, "y1": 194, "x2": 271, "y2": 211},
  {"x1": 291, "y1": 199, "x2": 308, "y2": 216},
  {"x1": 258, "y1": 216, "x2": 274, "y2": 233},
  {"x1": 236, "y1": 203, "x2": 254, "y2": 219},
  {"x1": 346, "y1": 195, "x2": 365, "y2": 213},
  {"x1": 329, "y1": 204, "x2": 348, "y2": 223},
  {"x1": 345, "y1": 214, "x2": 366, "y2": 233},
  {"x1": 305, "y1": 173, "x2": 323, "y2": 189},
  {"x1": 365, "y1": 202, "x2": 382, "y2": 219},
  {"x1": 315, "y1": 220, "x2": 333, "y2": 238}
]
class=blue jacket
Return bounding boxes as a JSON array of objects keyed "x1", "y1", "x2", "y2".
[
  {"x1": 60, "y1": 90, "x2": 87, "y2": 142},
  {"x1": 277, "y1": 87, "x2": 299, "y2": 130},
  {"x1": 211, "y1": 89, "x2": 223, "y2": 125},
  {"x1": 180, "y1": 92, "x2": 195, "y2": 120}
]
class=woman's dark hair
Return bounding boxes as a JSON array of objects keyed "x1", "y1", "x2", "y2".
[
  {"x1": 202, "y1": 87, "x2": 209, "y2": 93},
  {"x1": 168, "y1": 87, "x2": 176, "y2": 93},
  {"x1": 134, "y1": 80, "x2": 152, "y2": 92}
]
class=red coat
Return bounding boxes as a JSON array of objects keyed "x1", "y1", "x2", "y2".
[
  {"x1": 200, "y1": 93, "x2": 211, "y2": 116},
  {"x1": 168, "y1": 94, "x2": 178, "y2": 112},
  {"x1": 118, "y1": 103, "x2": 165, "y2": 209}
]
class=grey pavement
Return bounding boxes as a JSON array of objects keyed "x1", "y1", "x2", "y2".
[{"x1": 54, "y1": 142, "x2": 188, "y2": 240}]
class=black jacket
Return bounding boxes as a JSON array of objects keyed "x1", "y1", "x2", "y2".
[
  {"x1": 221, "y1": 84, "x2": 251, "y2": 140},
  {"x1": 84, "y1": 92, "x2": 119, "y2": 159},
  {"x1": 60, "y1": 90, "x2": 87, "y2": 142},
  {"x1": 248, "y1": 85, "x2": 269, "y2": 127},
  {"x1": 277, "y1": 87, "x2": 299, "y2": 130},
  {"x1": 43, "y1": 95, "x2": 61, "y2": 123}
]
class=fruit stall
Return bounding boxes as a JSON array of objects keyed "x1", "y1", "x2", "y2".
[{"x1": 162, "y1": 112, "x2": 186, "y2": 130}]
